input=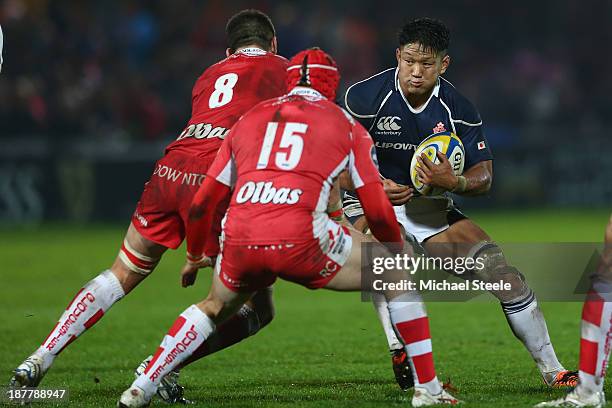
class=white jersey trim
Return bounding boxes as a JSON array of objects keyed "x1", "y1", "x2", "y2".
[
  {"x1": 348, "y1": 149, "x2": 366, "y2": 189},
  {"x1": 438, "y1": 98, "x2": 457, "y2": 134},
  {"x1": 440, "y1": 77, "x2": 483, "y2": 127},
  {"x1": 215, "y1": 155, "x2": 236, "y2": 187},
  {"x1": 367, "y1": 90, "x2": 393, "y2": 133},
  {"x1": 312, "y1": 156, "x2": 350, "y2": 242},
  {"x1": 440, "y1": 76, "x2": 456, "y2": 88},
  {"x1": 344, "y1": 67, "x2": 396, "y2": 118},
  {"x1": 452, "y1": 119, "x2": 483, "y2": 127},
  {"x1": 397, "y1": 76, "x2": 440, "y2": 114}
]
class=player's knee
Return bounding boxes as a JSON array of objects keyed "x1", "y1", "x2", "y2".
[
  {"x1": 468, "y1": 241, "x2": 529, "y2": 302},
  {"x1": 494, "y1": 265, "x2": 531, "y2": 302},
  {"x1": 197, "y1": 297, "x2": 225, "y2": 322},
  {"x1": 109, "y1": 261, "x2": 145, "y2": 294}
]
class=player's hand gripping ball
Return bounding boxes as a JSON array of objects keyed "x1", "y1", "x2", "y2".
[{"x1": 410, "y1": 131, "x2": 465, "y2": 196}]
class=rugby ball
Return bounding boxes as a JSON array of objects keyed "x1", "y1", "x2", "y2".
[{"x1": 410, "y1": 131, "x2": 465, "y2": 196}]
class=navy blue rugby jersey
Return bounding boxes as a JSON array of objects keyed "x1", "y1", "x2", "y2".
[{"x1": 341, "y1": 68, "x2": 493, "y2": 185}]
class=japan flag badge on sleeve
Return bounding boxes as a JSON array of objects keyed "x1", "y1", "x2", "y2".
[{"x1": 477, "y1": 141, "x2": 486, "y2": 150}]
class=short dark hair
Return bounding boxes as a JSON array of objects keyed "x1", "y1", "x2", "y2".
[
  {"x1": 226, "y1": 9, "x2": 275, "y2": 53},
  {"x1": 398, "y1": 18, "x2": 450, "y2": 56}
]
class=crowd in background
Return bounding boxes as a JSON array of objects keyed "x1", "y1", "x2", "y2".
[{"x1": 0, "y1": 0, "x2": 609, "y2": 143}]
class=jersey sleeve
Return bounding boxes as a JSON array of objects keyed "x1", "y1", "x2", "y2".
[
  {"x1": 341, "y1": 68, "x2": 394, "y2": 130},
  {"x1": 453, "y1": 97, "x2": 493, "y2": 169},
  {"x1": 347, "y1": 122, "x2": 381, "y2": 188},
  {"x1": 206, "y1": 131, "x2": 236, "y2": 187}
]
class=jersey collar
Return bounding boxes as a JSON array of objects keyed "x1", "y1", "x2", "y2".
[
  {"x1": 236, "y1": 47, "x2": 267, "y2": 56},
  {"x1": 395, "y1": 69, "x2": 440, "y2": 114},
  {"x1": 288, "y1": 86, "x2": 326, "y2": 100}
]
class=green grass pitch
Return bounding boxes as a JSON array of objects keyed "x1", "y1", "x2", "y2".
[{"x1": 1, "y1": 209, "x2": 610, "y2": 407}]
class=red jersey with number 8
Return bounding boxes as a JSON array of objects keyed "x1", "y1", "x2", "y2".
[
  {"x1": 165, "y1": 48, "x2": 288, "y2": 159},
  {"x1": 131, "y1": 48, "x2": 287, "y2": 249}
]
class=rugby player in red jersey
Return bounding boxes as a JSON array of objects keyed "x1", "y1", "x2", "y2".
[
  {"x1": 118, "y1": 48, "x2": 460, "y2": 408},
  {"x1": 537, "y1": 216, "x2": 612, "y2": 408},
  {"x1": 11, "y1": 10, "x2": 288, "y2": 402}
]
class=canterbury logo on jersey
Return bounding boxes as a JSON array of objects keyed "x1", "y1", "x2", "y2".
[
  {"x1": 176, "y1": 122, "x2": 229, "y2": 141},
  {"x1": 376, "y1": 116, "x2": 401, "y2": 131},
  {"x1": 236, "y1": 181, "x2": 302, "y2": 205}
]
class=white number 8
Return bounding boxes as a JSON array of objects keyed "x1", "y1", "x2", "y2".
[{"x1": 209, "y1": 73, "x2": 238, "y2": 108}]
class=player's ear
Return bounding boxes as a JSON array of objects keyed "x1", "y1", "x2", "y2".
[
  {"x1": 270, "y1": 37, "x2": 278, "y2": 54},
  {"x1": 395, "y1": 48, "x2": 401, "y2": 64},
  {"x1": 226, "y1": 48, "x2": 232, "y2": 57},
  {"x1": 439, "y1": 54, "x2": 451, "y2": 75}
]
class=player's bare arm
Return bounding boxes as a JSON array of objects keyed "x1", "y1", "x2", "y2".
[
  {"x1": 340, "y1": 170, "x2": 413, "y2": 206},
  {"x1": 416, "y1": 151, "x2": 492, "y2": 196},
  {"x1": 338, "y1": 169, "x2": 354, "y2": 190}
]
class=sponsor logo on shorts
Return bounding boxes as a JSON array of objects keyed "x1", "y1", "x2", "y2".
[
  {"x1": 176, "y1": 122, "x2": 229, "y2": 141},
  {"x1": 319, "y1": 260, "x2": 340, "y2": 278},
  {"x1": 134, "y1": 210, "x2": 148, "y2": 227},
  {"x1": 45, "y1": 292, "x2": 96, "y2": 351},
  {"x1": 236, "y1": 181, "x2": 302, "y2": 205},
  {"x1": 153, "y1": 165, "x2": 205, "y2": 186}
]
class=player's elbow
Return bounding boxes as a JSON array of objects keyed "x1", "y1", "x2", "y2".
[{"x1": 481, "y1": 174, "x2": 493, "y2": 193}]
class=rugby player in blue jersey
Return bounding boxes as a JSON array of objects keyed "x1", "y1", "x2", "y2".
[{"x1": 340, "y1": 18, "x2": 577, "y2": 391}]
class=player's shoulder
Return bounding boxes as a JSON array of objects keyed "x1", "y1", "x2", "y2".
[
  {"x1": 248, "y1": 52, "x2": 289, "y2": 70},
  {"x1": 437, "y1": 77, "x2": 482, "y2": 124},
  {"x1": 343, "y1": 67, "x2": 396, "y2": 118}
]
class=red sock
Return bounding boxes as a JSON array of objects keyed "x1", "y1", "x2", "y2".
[{"x1": 388, "y1": 294, "x2": 441, "y2": 395}]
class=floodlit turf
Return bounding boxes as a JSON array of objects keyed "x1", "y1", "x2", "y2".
[{"x1": 1, "y1": 209, "x2": 610, "y2": 407}]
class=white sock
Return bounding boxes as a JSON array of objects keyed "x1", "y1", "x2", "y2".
[
  {"x1": 387, "y1": 292, "x2": 441, "y2": 395},
  {"x1": 576, "y1": 282, "x2": 612, "y2": 396},
  {"x1": 36, "y1": 270, "x2": 124, "y2": 370},
  {"x1": 133, "y1": 305, "x2": 215, "y2": 396},
  {"x1": 371, "y1": 293, "x2": 403, "y2": 351},
  {"x1": 502, "y1": 290, "x2": 563, "y2": 379}
]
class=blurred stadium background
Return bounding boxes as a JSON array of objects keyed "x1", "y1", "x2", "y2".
[
  {"x1": 1, "y1": 2, "x2": 611, "y2": 406},
  {"x1": 0, "y1": 0, "x2": 610, "y2": 225}
]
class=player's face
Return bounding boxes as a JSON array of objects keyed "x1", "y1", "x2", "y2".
[{"x1": 396, "y1": 43, "x2": 450, "y2": 98}]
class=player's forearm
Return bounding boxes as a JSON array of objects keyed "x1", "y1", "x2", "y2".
[
  {"x1": 186, "y1": 177, "x2": 231, "y2": 258},
  {"x1": 327, "y1": 179, "x2": 344, "y2": 221},
  {"x1": 338, "y1": 170, "x2": 355, "y2": 191},
  {"x1": 454, "y1": 160, "x2": 492, "y2": 196},
  {"x1": 356, "y1": 183, "x2": 403, "y2": 251}
]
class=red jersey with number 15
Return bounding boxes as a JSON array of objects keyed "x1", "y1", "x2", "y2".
[
  {"x1": 206, "y1": 87, "x2": 381, "y2": 245},
  {"x1": 165, "y1": 48, "x2": 288, "y2": 159}
]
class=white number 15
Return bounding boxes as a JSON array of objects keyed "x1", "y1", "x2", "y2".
[{"x1": 256, "y1": 122, "x2": 306, "y2": 170}]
